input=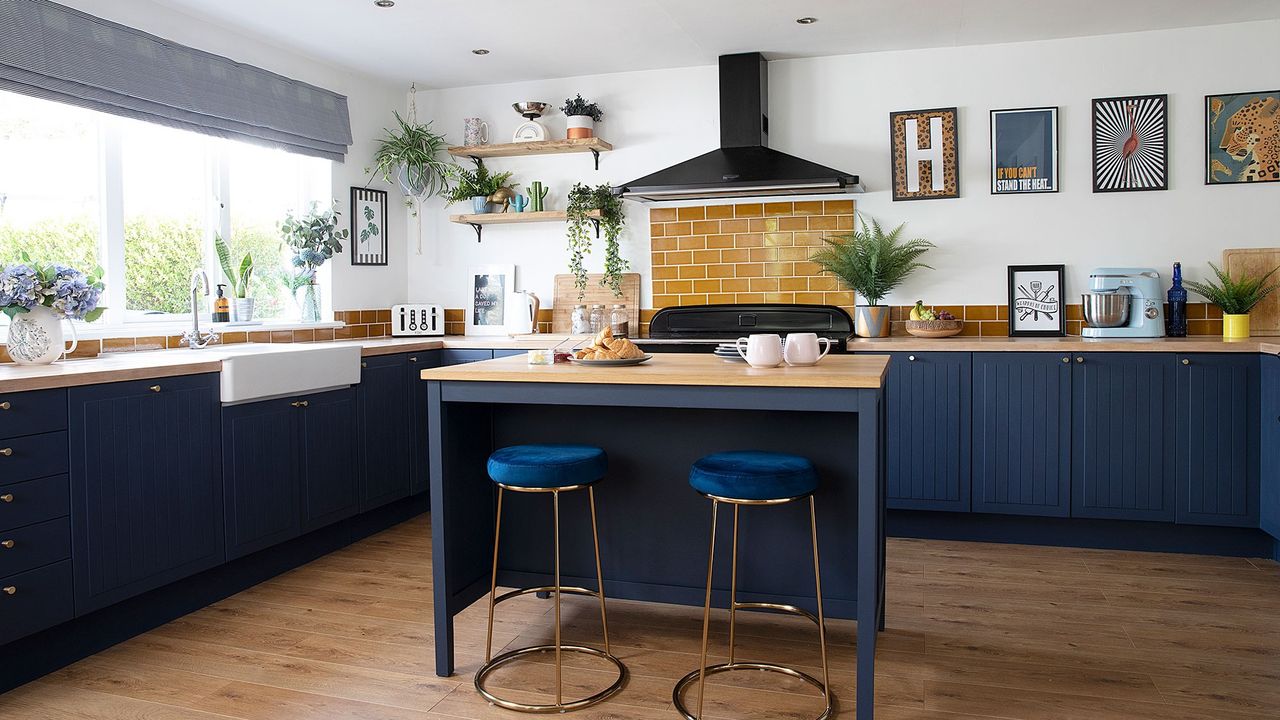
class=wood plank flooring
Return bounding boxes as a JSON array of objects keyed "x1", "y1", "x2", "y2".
[{"x1": 2, "y1": 514, "x2": 1278, "y2": 719}]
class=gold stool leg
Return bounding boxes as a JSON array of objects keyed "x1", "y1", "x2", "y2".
[
  {"x1": 810, "y1": 496, "x2": 831, "y2": 701},
  {"x1": 695, "y1": 499, "x2": 719, "y2": 720},
  {"x1": 589, "y1": 486, "x2": 611, "y2": 655},
  {"x1": 484, "y1": 487, "x2": 504, "y2": 663},
  {"x1": 727, "y1": 504, "x2": 739, "y2": 666},
  {"x1": 552, "y1": 489, "x2": 563, "y2": 709}
]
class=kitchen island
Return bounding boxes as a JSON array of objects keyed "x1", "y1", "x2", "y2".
[{"x1": 421, "y1": 354, "x2": 889, "y2": 719}]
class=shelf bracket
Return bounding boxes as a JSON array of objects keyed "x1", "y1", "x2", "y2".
[
  {"x1": 467, "y1": 222, "x2": 483, "y2": 242},
  {"x1": 590, "y1": 148, "x2": 600, "y2": 170},
  {"x1": 591, "y1": 218, "x2": 601, "y2": 238}
]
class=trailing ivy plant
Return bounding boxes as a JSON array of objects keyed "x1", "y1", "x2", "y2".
[
  {"x1": 442, "y1": 160, "x2": 514, "y2": 204},
  {"x1": 565, "y1": 183, "x2": 627, "y2": 298}
]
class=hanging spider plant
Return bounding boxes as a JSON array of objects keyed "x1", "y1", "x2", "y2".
[{"x1": 371, "y1": 111, "x2": 452, "y2": 198}]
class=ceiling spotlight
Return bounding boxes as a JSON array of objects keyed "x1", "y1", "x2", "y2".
[
  {"x1": 374, "y1": 0, "x2": 394, "y2": 7},
  {"x1": 796, "y1": 17, "x2": 818, "y2": 24},
  {"x1": 472, "y1": 48, "x2": 490, "y2": 55}
]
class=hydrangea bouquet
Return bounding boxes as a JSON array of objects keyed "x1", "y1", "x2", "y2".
[
  {"x1": 280, "y1": 204, "x2": 347, "y2": 322},
  {"x1": 1, "y1": 253, "x2": 106, "y2": 322}
]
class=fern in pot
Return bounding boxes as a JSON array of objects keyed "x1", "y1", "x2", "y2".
[
  {"x1": 810, "y1": 214, "x2": 934, "y2": 337},
  {"x1": 371, "y1": 112, "x2": 451, "y2": 198},
  {"x1": 1183, "y1": 262, "x2": 1280, "y2": 339},
  {"x1": 444, "y1": 160, "x2": 514, "y2": 215}
]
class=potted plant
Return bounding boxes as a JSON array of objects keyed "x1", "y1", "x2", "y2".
[
  {"x1": 561, "y1": 94, "x2": 603, "y2": 140},
  {"x1": 1183, "y1": 262, "x2": 1280, "y2": 339},
  {"x1": 214, "y1": 234, "x2": 254, "y2": 322},
  {"x1": 1, "y1": 253, "x2": 105, "y2": 365},
  {"x1": 371, "y1": 111, "x2": 452, "y2": 198},
  {"x1": 565, "y1": 183, "x2": 627, "y2": 298},
  {"x1": 810, "y1": 214, "x2": 934, "y2": 337},
  {"x1": 444, "y1": 160, "x2": 514, "y2": 214},
  {"x1": 280, "y1": 204, "x2": 348, "y2": 323}
]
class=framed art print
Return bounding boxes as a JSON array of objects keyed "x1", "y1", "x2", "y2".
[
  {"x1": 990, "y1": 107, "x2": 1058, "y2": 194},
  {"x1": 1092, "y1": 94, "x2": 1168, "y2": 192},
  {"x1": 466, "y1": 264, "x2": 514, "y2": 336},
  {"x1": 1008, "y1": 264, "x2": 1066, "y2": 337},
  {"x1": 1206, "y1": 90, "x2": 1280, "y2": 184},
  {"x1": 350, "y1": 187, "x2": 388, "y2": 265},
  {"x1": 890, "y1": 107, "x2": 959, "y2": 201}
]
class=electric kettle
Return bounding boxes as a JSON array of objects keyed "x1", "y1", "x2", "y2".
[{"x1": 504, "y1": 291, "x2": 540, "y2": 335}]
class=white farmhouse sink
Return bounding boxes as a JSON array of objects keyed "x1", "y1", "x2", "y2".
[{"x1": 217, "y1": 343, "x2": 361, "y2": 404}]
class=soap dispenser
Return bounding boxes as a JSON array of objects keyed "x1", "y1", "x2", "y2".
[{"x1": 212, "y1": 284, "x2": 231, "y2": 323}]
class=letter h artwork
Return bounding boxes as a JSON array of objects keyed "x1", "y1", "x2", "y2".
[{"x1": 890, "y1": 107, "x2": 960, "y2": 201}]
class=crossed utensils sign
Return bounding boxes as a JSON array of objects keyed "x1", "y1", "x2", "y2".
[{"x1": 1015, "y1": 280, "x2": 1059, "y2": 321}]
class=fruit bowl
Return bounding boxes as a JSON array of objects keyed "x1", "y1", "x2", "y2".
[{"x1": 904, "y1": 319, "x2": 964, "y2": 338}]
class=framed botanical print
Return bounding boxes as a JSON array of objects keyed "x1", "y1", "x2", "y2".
[
  {"x1": 990, "y1": 107, "x2": 1059, "y2": 194},
  {"x1": 1008, "y1": 264, "x2": 1066, "y2": 337},
  {"x1": 466, "y1": 264, "x2": 514, "y2": 336},
  {"x1": 890, "y1": 107, "x2": 959, "y2": 201},
  {"x1": 1092, "y1": 94, "x2": 1168, "y2": 193},
  {"x1": 1205, "y1": 90, "x2": 1280, "y2": 184},
  {"x1": 350, "y1": 187, "x2": 388, "y2": 265}
]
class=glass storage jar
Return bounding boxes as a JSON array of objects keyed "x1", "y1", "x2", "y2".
[
  {"x1": 610, "y1": 304, "x2": 629, "y2": 338},
  {"x1": 570, "y1": 304, "x2": 590, "y2": 334}
]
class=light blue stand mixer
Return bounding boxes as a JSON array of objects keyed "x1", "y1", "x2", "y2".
[{"x1": 1081, "y1": 268, "x2": 1166, "y2": 338}]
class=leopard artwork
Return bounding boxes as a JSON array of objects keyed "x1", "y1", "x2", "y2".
[
  {"x1": 890, "y1": 108, "x2": 959, "y2": 200},
  {"x1": 1218, "y1": 96, "x2": 1280, "y2": 182}
]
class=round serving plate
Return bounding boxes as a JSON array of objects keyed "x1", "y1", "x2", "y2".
[{"x1": 569, "y1": 354, "x2": 653, "y2": 366}]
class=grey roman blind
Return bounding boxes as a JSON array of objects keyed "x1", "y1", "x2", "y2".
[{"x1": 0, "y1": 0, "x2": 352, "y2": 161}]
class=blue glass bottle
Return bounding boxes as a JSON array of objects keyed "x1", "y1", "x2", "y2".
[{"x1": 1167, "y1": 262, "x2": 1188, "y2": 337}]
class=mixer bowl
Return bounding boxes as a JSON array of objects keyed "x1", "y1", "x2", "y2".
[{"x1": 1081, "y1": 292, "x2": 1130, "y2": 328}]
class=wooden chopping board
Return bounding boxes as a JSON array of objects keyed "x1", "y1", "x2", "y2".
[
  {"x1": 552, "y1": 273, "x2": 641, "y2": 333},
  {"x1": 1223, "y1": 248, "x2": 1280, "y2": 335}
]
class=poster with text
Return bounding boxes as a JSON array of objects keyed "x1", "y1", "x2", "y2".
[
  {"x1": 467, "y1": 265, "x2": 514, "y2": 336},
  {"x1": 1007, "y1": 265, "x2": 1066, "y2": 337},
  {"x1": 990, "y1": 107, "x2": 1058, "y2": 194}
]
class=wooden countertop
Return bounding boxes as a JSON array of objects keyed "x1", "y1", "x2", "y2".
[
  {"x1": 421, "y1": 353, "x2": 890, "y2": 389},
  {"x1": 847, "y1": 336, "x2": 1280, "y2": 353}
]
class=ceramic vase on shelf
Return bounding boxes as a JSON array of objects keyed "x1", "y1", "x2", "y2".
[
  {"x1": 854, "y1": 305, "x2": 891, "y2": 338},
  {"x1": 5, "y1": 305, "x2": 78, "y2": 365},
  {"x1": 1223, "y1": 313, "x2": 1250, "y2": 340},
  {"x1": 297, "y1": 283, "x2": 322, "y2": 323},
  {"x1": 470, "y1": 196, "x2": 490, "y2": 214},
  {"x1": 566, "y1": 115, "x2": 594, "y2": 139},
  {"x1": 233, "y1": 298, "x2": 255, "y2": 323}
]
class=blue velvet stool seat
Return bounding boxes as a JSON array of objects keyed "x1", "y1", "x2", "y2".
[
  {"x1": 475, "y1": 444, "x2": 626, "y2": 713},
  {"x1": 674, "y1": 450, "x2": 832, "y2": 720}
]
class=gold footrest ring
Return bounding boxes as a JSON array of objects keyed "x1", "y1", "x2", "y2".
[
  {"x1": 672, "y1": 662, "x2": 833, "y2": 720},
  {"x1": 474, "y1": 644, "x2": 628, "y2": 713}
]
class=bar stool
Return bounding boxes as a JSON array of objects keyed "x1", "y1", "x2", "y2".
[
  {"x1": 475, "y1": 444, "x2": 627, "y2": 713},
  {"x1": 673, "y1": 451, "x2": 832, "y2": 720}
]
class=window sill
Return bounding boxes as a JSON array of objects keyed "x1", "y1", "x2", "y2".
[{"x1": 65, "y1": 320, "x2": 343, "y2": 341}]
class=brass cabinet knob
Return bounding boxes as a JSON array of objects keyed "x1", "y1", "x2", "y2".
[
  {"x1": 409, "y1": 356, "x2": 418, "y2": 362},
  {"x1": 2, "y1": 586, "x2": 14, "y2": 595},
  {"x1": 361, "y1": 361, "x2": 367, "y2": 368},
  {"x1": 291, "y1": 400, "x2": 310, "y2": 408},
  {"x1": 1075, "y1": 357, "x2": 1085, "y2": 364},
  {"x1": 0, "y1": 494, "x2": 12, "y2": 503},
  {"x1": 1182, "y1": 358, "x2": 1191, "y2": 365},
  {"x1": 149, "y1": 385, "x2": 161, "y2": 393},
  {"x1": 0, "y1": 447, "x2": 11, "y2": 456},
  {"x1": 0, "y1": 540, "x2": 12, "y2": 549},
  {"x1": 0, "y1": 401, "x2": 10, "y2": 410},
  {"x1": 1061, "y1": 356, "x2": 1070, "y2": 363}
]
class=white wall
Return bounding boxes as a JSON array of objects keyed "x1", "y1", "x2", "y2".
[
  {"x1": 63, "y1": 0, "x2": 409, "y2": 311},
  {"x1": 412, "y1": 19, "x2": 1280, "y2": 309}
]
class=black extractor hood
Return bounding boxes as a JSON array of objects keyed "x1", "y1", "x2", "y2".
[{"x1": 613, "y1": 52, "x2": 861, "y2": 202}]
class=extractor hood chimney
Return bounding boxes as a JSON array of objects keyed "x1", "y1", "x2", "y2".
[{"x1": 613, "y1": 52, "x2": 861, "y2": 202}]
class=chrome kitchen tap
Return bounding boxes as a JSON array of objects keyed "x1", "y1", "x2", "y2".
[{"x1": 182, "y1": 269, "x2": 219, "y2": 349}]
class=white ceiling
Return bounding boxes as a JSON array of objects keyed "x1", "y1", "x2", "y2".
[{"x1": 145, "y1": 0, "x2": 1280, "y2": 88}]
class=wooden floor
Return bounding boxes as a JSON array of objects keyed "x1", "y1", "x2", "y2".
[{"x1": 2, "y1": 514, "x2": 1278, "y2": 719}]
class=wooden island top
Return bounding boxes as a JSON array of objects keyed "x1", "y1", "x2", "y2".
[{"x1": 420, "y1": 352, "x2": 890, "y2": 389}]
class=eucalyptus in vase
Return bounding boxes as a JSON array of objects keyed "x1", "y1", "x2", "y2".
[
  {"x1": 280, "y1": 204, "x2": 348, "y2": 323},
  {"x1": 1, "y1": 253, "x2": 106, "y2": 364}
]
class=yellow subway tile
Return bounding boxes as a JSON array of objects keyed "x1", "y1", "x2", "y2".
[
  {"x1": 808, "y1": 275, "x2": 838, "y2": 291},
  {"x1": 1186, "y1": 302, "x2": 1208, "y2": 319},
  {"x1": 764, "y1": 292, "x2": 793, "y2": 304},
  {"x1": 361, "y1": 310, "x2": 380, "y2": 324},
  {"x1": 794, "y1": 261, "x2": 820, "y2": 275},
  {"x1": 980, "y1": 321, "x2": 1008, "y2": 337},
  {"x1": 721, "y1": 278, "x2": 750, "y2": 292},
  {"x1": 649, "y1": 223, "x2": 666, "y2": 237},
  {"x1": 103, "y1": 337, "x2": 135, "y2": 352},
  {"x1": 734, "y1": 233, "x2": 764, "y2": 248},
  {"x1": 750, "y1": 277, "x2": 780, "y2": 292},
  {"x1": 965, "y1": 305, "x2": 998, "y2": 321},
  {"x1": 824, "y1": 200, "x2": 855, "y2": 214},
  {"x1": 677, "y1": 206, "x2": 705, "y2": 221},
  {"x1": 836, "y1": 215, "x2": 855, "y2": 230},
  {"x1": 693, "y1": 279, "x2": 722, "y2": 293},
  {"x1": 779, "y1": 217, "x2": 809, "y2": 231},
  {"x1": 792, "y1": 200, "x2": 824, "y2": 215},
  {"x1": 679, "y1": 294, "x2": 709, "y2": 305},
  {"x1": 705, "y1": 204, "x2": 734, "y2": 219},
  {"x1": 707, "y1": 263, "x2": 736, "y2": 278},
  {"x1": 679, "y1": 265, "x2": 708, "y2": 279},
  {"x1": 997, "y1": 305, "x2": 1009, "y2": 320},
  {"x1": 665, "y1": 280, "x2": 693, "y2": 294},
  {"x1": 1205, "y1": 305, "x2": 1223, "y2": 319},
  {"x1": 664, "y1": 221, "x2": 692, "y2": 236},
  {"x1": 444, "y1": 308, "x2": 465, "y2": 322},
  {"x1": 719, "y1": 219, "x2": 749, "y2": 233},
  {"x1": 734, "y1": 203, "x2": 763, "y2": 218},
  {"x1": 665, "y1": 250, "x2": 692, "y2": 265},
  {"x1": 708, "y1": 293, "x2": 738, "y2": 304},
  {"x1": 795, "y1": 292, "x2": 826, "y2": 304},
  {"x1": 763, "y1": 232, "x2": 793, "y2": 247},
  {"x1": 780, "y1": 277, "x2": 809, "y2": 292},
  {"x1": 652, "y1": 251, "x2": 665, "y2": 266},
  {"x1": 640, "y1": 309, "x2": 657, "y2": 321},
  {"x1": 749, "y1": 247, "x2": 778, "y2": 262},
  {"x1": 764, "y1": 201, "x2": 793, "y2": 216},
  {"x1": 292, "y1": 329, "x2": 315, "y2": 342},
  {"x1": 706, "y1": 234, "x2": 735, "y2": 249},
  {"x1": 749, "y1": 217, "x2": 779, "y2": 233},
  {"x1": 763, "y1": 262, "x2": 793, "y2": 277},
  {"x1": 692, "y1": 220, "x2": 720, "y2": 235},
  {"x1": 653, "y1": 294, "x2": 679, "y2": 308},
  {"x1": 721, "y1": 248, "x2": 750, "y2": 262},
  {"x1": 777, "y1": 246, "x2": 810, "y2": 262},
  {"x1": 692, "y1": 249, "x2": 721, "y2": 264},
  {"x1": 824, "y1": 292, "x2": 855, "y2": 306},
  {"x1": 791, "y1": 231, "x2": 823, "y2": 247},
  {"x1": 314, "y1": 328, "x2": 335, "y2": 341},
  {"x1": 736, "y1": 263, "x2": 764, "y2": 278},
  {"x1": 221, "y1": 331, "x2": 248, "y2": 344},
  {"x1": 650, "y1": 208, "x2": 677, "y2": 222},
  {"x1": 651, "y1": 281, "x2": 667, "y2": 295},
  {"x1": 651, "y1": 236, "x2": 677, "y2": 251},
  {"x1": 653, "y1": 265, "x2": 679, "y2": 280},
  {"x1": 958, "y1": 322, "x2": 982, "y2": 337},
  {"x1": 678, "y1": 236, "x2": 707, "y2": 250},
  {"x1": 736, "y1": 292, "x2": 765, "y2": 303},
  {"x1": 808, "y1": 215, "x2": 838, "y2": 231},
  {"x1": 271, "y1": 331, "x2": 295, "y2": 343}
]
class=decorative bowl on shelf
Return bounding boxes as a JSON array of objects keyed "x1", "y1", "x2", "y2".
[
  {"x1": 904, "y1": 319, "x2": 964, "y2": 338},
  {"x1": 512, "y1": 102, "x2": 550, "y2": 119}
]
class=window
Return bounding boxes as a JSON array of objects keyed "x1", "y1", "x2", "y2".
[{"x1": 0, "y1": 89, "x2": 332, "y2": 326}]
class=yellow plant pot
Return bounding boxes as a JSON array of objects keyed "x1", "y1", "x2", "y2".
[{"x1": 1223, "y1": 313, "x2": 1250, "y2": 339}]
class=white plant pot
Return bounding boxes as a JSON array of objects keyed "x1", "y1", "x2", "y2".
[
  {"x1": 5, "y1": 305, "x2": 78, "y2": 365},
  {"x1": 233, "y1": 298, "x2": 255, "y2": 323},
  {"x1": 566, "y1": 115, "x2": 595, "y2": 139}
]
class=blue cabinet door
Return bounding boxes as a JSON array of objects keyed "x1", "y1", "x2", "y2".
[
  {"x1": 1072, "y1": 353, "x2": 1177, "y2": 521},
  {"x1": 69, "y1": 374, "x2": 224, "y2": 613},
  {"x1": 223, "y1": 398, "x2": 299, "y2": 559},
  {"x1": 358, "y1": 354, "x2": 410, "y2": 511},
  {"x1": 492, "y1": 349, "x2": 527, "y2": 359},
  {"x1": 407, "y1": 351, "x2": 441, "y2": 496},
  {"x1": 440, "y1": 349, "x2": 493, "y2": 366},
  {"x1": 300, "y1": 388, "x2": 359, "y2": 531},
  {"x1": 972, "y1": 352, "x2": 1071, "y2": 517},
  {"x1": 881, "y1": 352, "x2": 971, "y2": 511},
  {"x1": 1176, "y1": 353, "x2": 1259, "y2": 527},
  {"x1": 1262, "y1": 354, "x2": 1280, "y2": 539}
]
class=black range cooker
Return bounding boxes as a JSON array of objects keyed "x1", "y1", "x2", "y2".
[{"x1": 635, "y1": 303, "x2": 854, "y2": 353}]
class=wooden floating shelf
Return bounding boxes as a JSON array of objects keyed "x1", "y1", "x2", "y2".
[
  {"x1": 448, "y1": 209, "x2": 602, "y2": 242},
  {"x1": 446, "y1": 138, "x2": 613, "y2": 169}
]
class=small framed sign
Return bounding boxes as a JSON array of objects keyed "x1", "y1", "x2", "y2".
[
  {"x1": 1008, "y1": 264, "x2": 1066, "y2": 337},
  {"x1": 990, "y1": 107, "x2": 1059, "y2": 194},
  {"x1": 467, "y1": 264, "x2": 514, "y2": 336},
  {"x1": 350, "y1": 187, "x2": 388, "y2": 265}
]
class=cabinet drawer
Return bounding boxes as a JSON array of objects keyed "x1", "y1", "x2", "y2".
[
  {"x1": 0, "y1": 474, "x2": 70, "y2": 532},
  {"x1": 0, "y1": 560, "x2": 74, "y2": 645},
  {"x1": 0, "y1": 388, "x2": 67, "y2": 440},
  {"x1": 0, "y1": 431, "x2": 69, "y2": 485},
  {"x1": 0, "y1": 517, "x2": 70, "y2": 578},
  {"x1": 439, "y1": 349, "x2": 493, "y2": 366}
]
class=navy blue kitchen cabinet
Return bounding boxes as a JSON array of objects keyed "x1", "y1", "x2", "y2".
[
  {"x1": 358, "y1": 354, "x2": 411, "y2": 511},
  {"x1": 492, "y1": 349, "x2": 528, "y2": 359},
  {"x1": 1071, "y1": 353, "x2": 1177, "y2": 521},
  {"x1": 1262, "y1": 354, "x2": 1280, "y2": 540},
  {"x1": 1176, "y1": 353, "x2": 1259, "y2": 527},
  {"x1": 223, "y1": 398, "x2": 300, "y2": 558},
  {"x1": 971, "y1": 352, "x2": 1072, "y2": 517},
  {"x1": 881, "y1": 352, "x2": 971, "y2": 511},
  {"x1": 440, "y1": 349, "x2": 495, "y2": 366},
  {"x1": 407, "y1": 351, "x2": 441, "y2": 496},
  {"x1": 69, "y1": 374, "x2": 224, "y2": 613},
  {"x1": 300, "y1": 388, "x2": 359, "y2": 531}
]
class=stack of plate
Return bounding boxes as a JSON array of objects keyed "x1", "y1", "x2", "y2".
[{"x1": 713, "y1": 343, "x2": 746, "y2": 363}]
